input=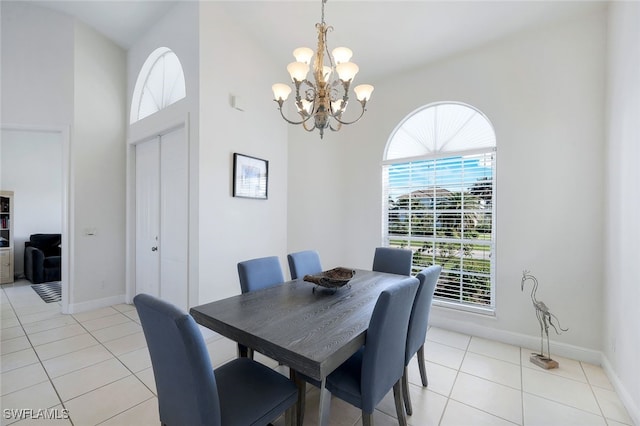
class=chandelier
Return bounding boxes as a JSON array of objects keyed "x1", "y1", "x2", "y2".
[{"x1": 271, "y1": 0, "x2": 374, "y2": 139}]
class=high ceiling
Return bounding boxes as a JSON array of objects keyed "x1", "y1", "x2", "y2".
[{"x1": 25, "y1": 0, "x2": 605, "y2": 82}]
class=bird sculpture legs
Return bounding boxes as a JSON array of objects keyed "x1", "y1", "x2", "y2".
[
  {"x1": 535, "y1": 309, "x2": 553, "y2": 359},
  {"x1": 535, "y1": 309, "x2": 546, "y2": 358},
  {"x1": 522, "y1": 271, "x2": 565, "y2": 369}
]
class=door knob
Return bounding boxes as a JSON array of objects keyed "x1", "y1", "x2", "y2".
[{"x1": 151, "y1": 246, "x2": 158, "y2": 252}]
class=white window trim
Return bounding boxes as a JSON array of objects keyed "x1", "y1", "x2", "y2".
[{"x1": 382, "y1": 102, "x2": 497, "y2": 315}]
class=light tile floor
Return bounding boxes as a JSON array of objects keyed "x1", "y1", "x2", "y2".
[{"x1": 0, "y1": 281, "x2": 634, "y2": 426}]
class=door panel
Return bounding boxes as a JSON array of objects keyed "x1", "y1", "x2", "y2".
[
  {"x1": 159, "y1": 127, "x2": 188, "y2": 310},
  {"x1": 135, "y1": 138, "x2": 160, "y2": 298}
]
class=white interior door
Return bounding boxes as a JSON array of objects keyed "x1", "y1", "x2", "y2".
[
  {"x1": 135, "y1": 138, "x2": 160, "y2": 298},
  {"x1": 135, "y1": 126, "x2": 188, "y2": 310}
]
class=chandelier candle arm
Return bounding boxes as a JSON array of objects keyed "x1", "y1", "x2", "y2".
[{"x1": 272, "y1": 0, "x2": 373, "y2": 139}]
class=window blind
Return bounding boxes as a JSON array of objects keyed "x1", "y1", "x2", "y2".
[{"x1": 383, "y1": 151, "x2": 495, "y2": 310}]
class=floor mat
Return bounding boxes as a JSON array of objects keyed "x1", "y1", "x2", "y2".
[{"x1": 31, "y1": 282, "x2": 62, "y2": 303}]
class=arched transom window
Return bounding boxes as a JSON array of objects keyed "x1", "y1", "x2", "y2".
[
  {"x1": 383, "y1": 102, "x2": 497, "y2": 313},
  {"x1": 131, "y1": 47, "x2": 186, "y2": 123}
]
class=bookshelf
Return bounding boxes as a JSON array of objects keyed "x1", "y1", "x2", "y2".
[{"x1": 1, "y1": 191, "x2": 14, "y2": 284}]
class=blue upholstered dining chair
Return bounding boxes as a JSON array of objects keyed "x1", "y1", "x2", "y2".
[
  {"x1": 133, "y1": 293, "x2": 298, "y2": 426},
  {"x1": 287, "y1": 250, "x2": 323, "y2": 279},
  {"x1": 237, "y1": 256, "x2": 285, "y2": 294},
  {"x1": 401, "y1": 265, "x2": 441, "y2": 416},
  {"x1": 372, "y1": 247, "x2": 413, "y2": 276},
  {"x1": 237, "y1": 256, "x2": 285, "y2": 359},
  {"x1": 297, "y1": 276, "x2": 419, "y2": 426}
]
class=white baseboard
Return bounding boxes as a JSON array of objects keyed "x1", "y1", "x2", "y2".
[
  {"x1": 429, "y1": 315, "x2": 602, "y2": 364},
  {"x1": 66, "y1": 294, "x2": 126, "y2": 314},
  {"x1": 601, "y1": 355, "x2": 640, "y2": 426}
]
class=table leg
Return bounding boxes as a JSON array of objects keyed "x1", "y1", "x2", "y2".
[
  {"x1": 318, "y1": 378, "x2": 332, "y2": 426},
  {"x1": 291, "y1": 370, "x2": 305, "y2": 426},
  {"x1": 237, "y1": 343, "x2": 248, "y2": 358}
]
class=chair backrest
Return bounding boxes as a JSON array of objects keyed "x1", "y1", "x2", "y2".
[
  {"x1": 29, "y1": 234, "x2": 62, "y2": 256},
  {"x1": 237, "y1": 256, "x2": 285, "y2": 294},
  {"x1": 405, "y1": 265, "x2": 441, "y2": 365},
  {"x1": 372, "y1": 247, "x2": 413, "y2": 276},
  {"x1": 287, "y1": 250, "x2": 323, "y2": 279},
  {"x1": 134, "y1": 293, "x2": 221, "y2": 426},
  {"x1": 361, "y1": 276, "x2": 419, "y2": 413}
]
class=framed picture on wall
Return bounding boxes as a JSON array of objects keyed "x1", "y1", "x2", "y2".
[{"x1": 233, "y1": 153, "x2": 269, "y2": 199}]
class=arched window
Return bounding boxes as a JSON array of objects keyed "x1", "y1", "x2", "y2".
[
  {"x1": 130, "y1": 47, "x2": 186, "y2": 123},
  {"x1": 383, "y1": 102, "x2": 496, "y2": 313}
]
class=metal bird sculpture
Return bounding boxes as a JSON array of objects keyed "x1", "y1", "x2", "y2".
[{"x1": 521, "y1": 271, "x2": 568, "y2": 366}]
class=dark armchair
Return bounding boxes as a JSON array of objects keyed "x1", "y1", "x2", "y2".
[{"x1": 24, "y1": 234, "x2": 61, "y2": 284}]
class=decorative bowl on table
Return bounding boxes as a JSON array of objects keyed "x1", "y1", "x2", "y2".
[{"x1": 304, "y1": 267, "x2": 356, "y2": 292}]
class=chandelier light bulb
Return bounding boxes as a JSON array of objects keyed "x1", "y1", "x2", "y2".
[
  {"x1": 332, "y1": 47, "x2": 353, "y2": 64},
  {"x1": 354, "y1": 84, "x2": 374, "y2": 102},
  {"x1": 336, "y1": 62, "x2": 359, "y2": 82},
  {"x1": 272, "y1": 83, "x2": 292, "y2": 101},
  {"x1": 287, "y1": 62, "x2": 310, "y2": 82},
  {"x1": 293, "y1": 47, "x2": 314, "y2": 64}
]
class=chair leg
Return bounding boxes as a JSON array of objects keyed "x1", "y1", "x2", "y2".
[
  {"x1": 362, "y1": 411, "x2": 373, "y2": 426},
  {"x1": 393, "y1": 380, "x2": 407, "y2": 426},
  {"x1": 417, "y1": 345, "x2": 428, "y2": 387},
  {"x1": 401, "y1": 366, "x2": 413, "y2": 416},
  {"x1": 284, "y1": 405, "x2": 295, "y2": 426}
]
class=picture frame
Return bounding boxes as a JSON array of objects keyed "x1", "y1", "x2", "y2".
[{"x1": 233, "y1": 153, "x2": 269, "y2": 199}]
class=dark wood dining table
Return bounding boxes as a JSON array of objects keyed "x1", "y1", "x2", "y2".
[{"x1": 189, "y1": 268, "x2": 408, "y2": 426}]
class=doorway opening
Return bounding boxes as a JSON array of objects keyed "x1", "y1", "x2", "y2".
[{"x1": 0, "y1": 125, "x2": 71, "y2": 313}]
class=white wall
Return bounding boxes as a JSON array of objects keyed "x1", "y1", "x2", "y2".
[
  {"x1": 1, "y1": 1, "x2": 74, "y2": 298},
  {"x1": 604, "y1": 2, "x2": 640, "y2": 423},
  {"x1": 0, "y1": 2, "x2": 74, "y2": 127},
  {"x1": 1, "y1": 2, "x2": 127, "y2": 311},
  {"x1": 287, "y1": 123, "x2": 350, "y2": 272},
  {"x1": 289, "y1": 8, "x2": 607, "y2": 357},
  {"x1": 71, "y1": 21, "x2": 126, "y2": 307},
  {"x1": 0, "y1": 129, "x2": 62, "y2": 276},
  {"x1": 198, "y1": 2, "x2": 288, "y2": 302}
]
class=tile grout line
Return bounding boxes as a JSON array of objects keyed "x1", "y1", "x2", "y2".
[
  {"x1": 434, "y1": 330, "x2": 470, "y2": 426},
  {"x1": 581, "y1": 360, "x2": 610, "y2": 423},
  {"x1": 70, "y1": 307, "x2": 159, "y2": 400},
  {"x1": 1, "y1": 290, "x2": 75, "y2": 426},
  {"x1": 2, "y1": 290, "x2": 150, "y2": 426},
  {"x1": 41, "y1": 305, "x2": 155, "y2": 425},
  {"x1": 94, "y1": 395, "x2": 156, "y2": 426}
]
